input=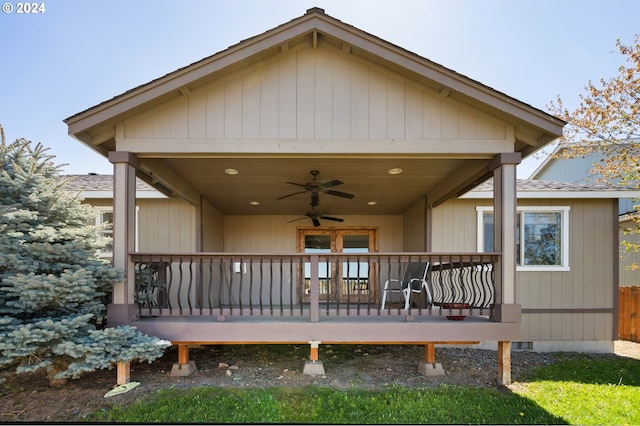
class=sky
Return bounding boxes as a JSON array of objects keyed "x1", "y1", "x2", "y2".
[{"x1": 0, "y1": 0, "x2": 638, "y2": 178}]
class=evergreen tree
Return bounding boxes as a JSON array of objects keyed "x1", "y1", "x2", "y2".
[{"x1": 0, "y1": 127, "x2": 168, "y2": 386}]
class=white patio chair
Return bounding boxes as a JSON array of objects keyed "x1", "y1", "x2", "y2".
[{"x1": 381, "y1": 262, "x2": 432, "y2": 309}]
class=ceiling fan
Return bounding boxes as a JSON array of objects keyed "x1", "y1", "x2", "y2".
[
  {"x1": 288, "y1": 211, "x2": 345, "y2": 227},
  {"x1": 277, "y1": 169, "x2": 355, "y2": 207}
]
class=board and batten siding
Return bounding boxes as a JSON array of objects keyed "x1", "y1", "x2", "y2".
[
  {"x1": 121, "y1": 42, "x2": 507, "y2": 146},
  {"x1": 432, "y1": 197, "x2": 617, "y2": 343},
  {"x1": 136, "y1": 198, "x2": 196, "y2": 252},
  {"x1": 201, "y1": 197, "x2": 224, "y2": 252},
  {"x1": 223, "y1": 215, "x2": 402, "y2": 253}
]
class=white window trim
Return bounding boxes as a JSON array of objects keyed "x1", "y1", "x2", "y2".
[
  {"x1": 476, "y1": 206, "x2": 570, "y2": 272},
  {"x1": 94, "y1": 206, "x2": 140, "y2": 259}
]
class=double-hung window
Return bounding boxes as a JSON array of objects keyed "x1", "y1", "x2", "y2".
[
  {"x1": 477, "y1": 206, "x2": 570, "y2": 271},
  {"x1": 94, "y1": 207, "x2": 114, "y2": 259}
]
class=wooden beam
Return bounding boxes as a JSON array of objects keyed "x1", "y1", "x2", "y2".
[
  {"x1": 309, "y1": 341, "x2": 320, "y2": 361},
  {"x1": 439, "y1": 87, "x2": 451, "y2": 98},
  {"x1": 312, "y1": 30, "x2": 318, "y2": 48},
  {"x1": 498, "y1": 341, "x2": 511, "y2": 385},
  {"x1": 117, "y1": 361, "x2": 131, "y2": 385},
  {"x1": 178, "y1": 344, "x2": 190, "y2": 365},
  {"x1": 424, "y1": 343, "x2": 435, "y2": 364}
]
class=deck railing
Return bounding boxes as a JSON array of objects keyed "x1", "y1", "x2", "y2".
[{"x1": 130, "y1": 253, "x2": 498, "y2": 320}]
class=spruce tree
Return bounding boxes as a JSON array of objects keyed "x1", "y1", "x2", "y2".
[{"x1": 0, "y1": 128, "x2": 168, "y2": 386}]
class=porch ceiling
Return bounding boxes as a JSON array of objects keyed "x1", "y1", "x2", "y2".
[{"x1": 148, "y1": 156, "x2": 473, "y2": 215}]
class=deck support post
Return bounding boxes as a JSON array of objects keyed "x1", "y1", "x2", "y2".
[
  {"x1": 498, "y1": 341, "x2": 511, "y2": 385},
  {"x1": 116, "y1": 361, "x2": 131, "y2": 385},
  {"x1": 303, "y1": 340, "x2": 325, "y2": 375},
  {"x1": 171, "y1": 344, "x2": 197, "y2": 377},
  {"x1": 418, "y1": 343, "x2": 445, "y2": 376}
]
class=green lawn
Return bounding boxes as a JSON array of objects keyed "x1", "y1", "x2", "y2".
[{"x1": 88, "y1": 355, "x2": 640, "y2": 424}]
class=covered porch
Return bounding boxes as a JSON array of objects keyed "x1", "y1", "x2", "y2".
[{"x1": 64, "y1": 8, "x2": 565, "y2": 385}]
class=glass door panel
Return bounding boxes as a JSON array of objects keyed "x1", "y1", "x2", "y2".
[
  {"x1": 303, "y1": 233, "x2": 332, "y2": 300},
  {"x1": 298, "y1": 228, "x2": 378, "y2": 303},
  {"x1": 339, "y1": 234, "x2": 370, "y2": 298}
]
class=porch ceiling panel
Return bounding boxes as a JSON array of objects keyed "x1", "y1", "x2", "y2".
[{"x1": 151, "y1": 157, "x2": 467, "y2": 215}]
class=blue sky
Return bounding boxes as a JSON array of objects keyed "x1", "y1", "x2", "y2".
[{"x1": 0, "y1": 0, "x2": 638, "y2": 177}]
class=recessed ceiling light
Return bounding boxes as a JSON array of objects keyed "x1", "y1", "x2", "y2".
[
  {"x1": 249, "y1": 201, "x2": 260, "y2": 206},
  {"x1": 388, "y1": 168, "x2": 403, "y2": 175},
  {"x1": 367, "y1": 201, "x2": 378, "y2": 206},
  {"x1": 225, "y1": 168, "x2": 239, "y2": 175}
]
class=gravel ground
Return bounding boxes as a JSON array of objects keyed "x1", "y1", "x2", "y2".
[{"x1": 1, "y1": 341, "x2": 639, "y2": 422}]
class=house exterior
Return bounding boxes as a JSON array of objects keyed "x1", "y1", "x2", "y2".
[
  {"x1": 73, "y1": 174, "x2": 637, "y2": 356},
  {"x1": 531, "y1": 145, "x2": 640, "y2": 287},
  {"x1": 64, "y1": 8, "x2": 566, "y2": 385}
]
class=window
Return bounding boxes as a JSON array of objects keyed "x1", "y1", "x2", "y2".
[
  {"x1": 94, "y1": 207, "x2": 114, "y2": 259},
  {"x1": 93, "y1": 206, "x2": 140, "y2": 259},
  {"x1": 477, "y1": 206, "x2": 570, "y2": 271}
]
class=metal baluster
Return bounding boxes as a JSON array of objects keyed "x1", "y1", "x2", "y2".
[
  {"x1": 208, "y1": 257, "x2": 214, "y2": 315},
  {"x1": 259, "y1": 257, "x2": 264, "y2": 315},
  {"x1": 238, "y1": 257, "x2": 244, "y2": 316},
  {"x1": 249, "y1": 258, "x2": 254, "y2": 315}
]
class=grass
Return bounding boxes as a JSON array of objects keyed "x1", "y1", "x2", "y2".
[
  {"x1": 88, "y1": 354, "x2": 640, "y2": 424},
  {"x1": 516, "y1": 355, "x2": 640, "y2": 425}
]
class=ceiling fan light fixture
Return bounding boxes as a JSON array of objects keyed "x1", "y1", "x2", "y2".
[
  {"x1": 249, "y1": 201, "x2": 260, "y2": 206},
  {"x1": 388, "y1": 168, "x2": 403, "y2": 175},
  {"x1": 367, "y1": 201, "x2": 378, "y2": 206},
  {"x1": 224, "y1": 168, "x2": 239, "y2": 175}
]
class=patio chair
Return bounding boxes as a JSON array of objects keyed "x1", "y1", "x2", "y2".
[{"x1": 381, "y1": 262, "x2": 432, "y2": 309}]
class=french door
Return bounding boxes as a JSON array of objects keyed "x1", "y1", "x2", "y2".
[{"x1": 297, "y1": 227, "x2": 378, "y2": 303}]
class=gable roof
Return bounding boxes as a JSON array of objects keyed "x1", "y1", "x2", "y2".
[
  {"x1": 461, "y1": 178, "x2": 640, "y2": 199},
  {"x1": 65, "y1": 7, "x2": 563, "y2": 155}
]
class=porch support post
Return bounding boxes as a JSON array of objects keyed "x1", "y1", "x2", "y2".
[
  {"x1": 490, "y1": 153, "x2": 520, "y2": 387},
  {"x1": 107, "y1": 151, "x2": 139, "y2": 327},
  {"x1": 489, "y1": 153, "x2": 522, "y2": 323},
  {"x1": 303, "y1": 340, "x2": 325, "y2": 375},
  {"x1": 418, "y1": 343, "x2": 445, "y2": 376},
  {"x1": 171, "y1": 344, "x2": 197, "y2": 377},
  {"x1": 498, "y1": 341, "x2": 511, "y2": 385},
  {"x1": 116, "y1": 361, "x2": 130, "y2": 385}
]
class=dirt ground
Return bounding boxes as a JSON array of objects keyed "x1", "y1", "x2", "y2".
[{"x1": 1, "y1": 341, "x2": 639, "y2": 422}]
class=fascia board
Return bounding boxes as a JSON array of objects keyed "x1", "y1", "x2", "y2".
[{"x1": 460, "y1": 190, "x2": 640, "y2": 199}]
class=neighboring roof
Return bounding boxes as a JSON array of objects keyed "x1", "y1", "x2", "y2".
[
  {"x1": 64, "y1": 174, "x2": 166, "y2": 199},
  {"x1": 460, "y1": 178, "x2": 640, "y2": 199}
]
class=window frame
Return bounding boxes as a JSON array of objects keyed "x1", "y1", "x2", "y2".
[
  {"x1": 476, "y1": 206, "x2": 570, "y2": 272},
  {"x1": 93, "y1": 206, "x2": 140, "y2": 259}
]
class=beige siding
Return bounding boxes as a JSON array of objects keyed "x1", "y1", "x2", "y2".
[
  {"x1": 122, "y1": 44, "x2": 507, "y2": 144},
  {"x1": 201, "y1": 197, "x2": 224, "y2": 251},
  {"x1": 432, "y1": 197, "x2": 617, "y2": 342},
  {"x1": 430, "y1": 199, "x2": 479, "y2": 252},
  {"x1": 402, "y1": 198, "x2": 425, "y2": 251},
  {"x1": 137, "y1": 198, "x2": 196, "y2": 252},
  {"x1": 224, "y1": 215, "x2": 402, "y2": 253}
]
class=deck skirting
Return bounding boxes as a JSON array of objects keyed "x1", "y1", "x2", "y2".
[{"x1": 132, "y1": 317, "x2": 520, "y2": 344}]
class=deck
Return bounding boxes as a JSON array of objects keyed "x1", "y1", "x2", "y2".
[{"x1": 120, "y1": 252, "x2": 519, "y2": 343}]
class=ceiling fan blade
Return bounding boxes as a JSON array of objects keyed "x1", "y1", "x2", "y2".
[
  {"x1": 285, "y1": 181, "x2": 307, "y2": 188},
  {"x1": 319, "y1": 179, "x2": 343, "y2": 189},
  {"x1": 277, "y1": 191, "x2": 307, "y2": 200},
  {"x1": 311, "y1": 216, "x2": 321, "y2": 227},
  {"x1": 287, "y1": 216, "x2": 308, "y2": 223},
  {"x1": 324, "y1": 189, "x2": 355, "y2": 199},
  {"x1": 320, "y1": 216, "x2": 344, "y2": 222}
]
